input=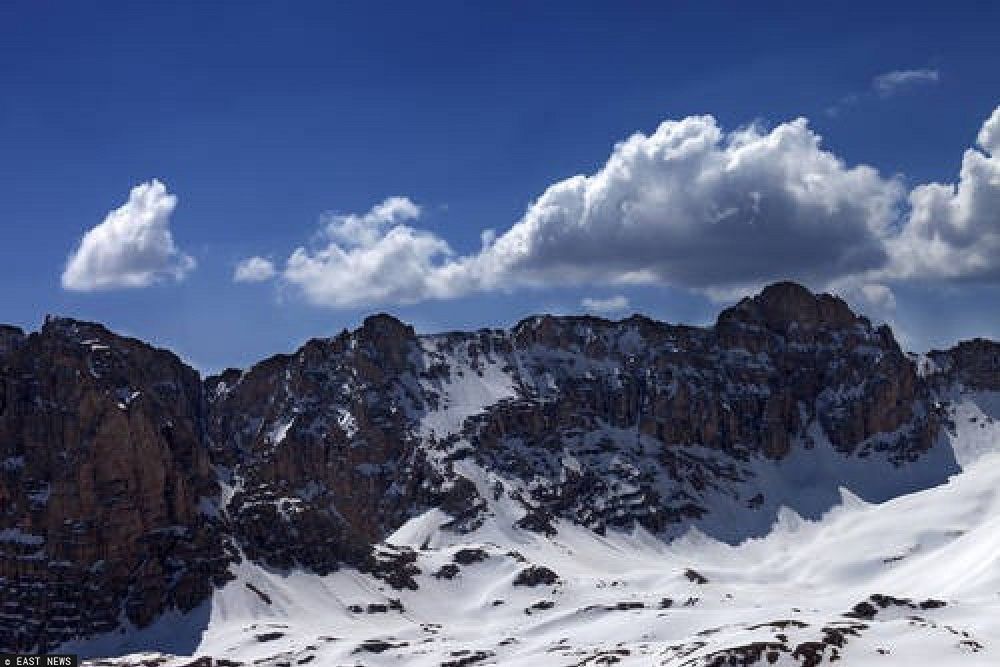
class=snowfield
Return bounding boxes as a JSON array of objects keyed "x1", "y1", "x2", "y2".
[{"x1": 70, "y1": 390, "x2": 1000, "y2": 667}]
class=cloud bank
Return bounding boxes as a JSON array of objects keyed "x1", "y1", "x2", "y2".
[
  {"x1": 240, "y1": 105, "x2": 1000, "y2": 310},
  {"x1": 62, "y1": 180, "x2": 195, "y2": 291}
]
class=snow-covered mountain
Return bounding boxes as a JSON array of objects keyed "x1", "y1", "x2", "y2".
[{"x1": 0, "y1": 282, "x2": 997, "y2": 665}]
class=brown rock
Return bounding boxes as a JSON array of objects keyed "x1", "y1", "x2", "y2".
[{"x1": 0, "y1": 318, "x2": 233, "y2": 651}]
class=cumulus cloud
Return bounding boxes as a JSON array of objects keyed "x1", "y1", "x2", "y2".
[
  {"x1": 457, "y1": 115, "x2": 902, "y2": 294},
  {"x1": 873, "y1": 68, "x2": 940, "y2": 97},
  {"x1": 321, "y1": 196, "x2": 421, "y2": 246},
  {"x1": 281, "y1": 197, "x2": 462, "y2": 307},
  {"x1": 269, "y1": 116, "x2": 903, "y2": 308},
  {"x1": 885, "y1": 105, "x2": 1000, "y2": 283},
  {"x1": 255, "y1": 106, "x2": 1000, "y2": 310},
  {"x1": 62, "y1": 180, "x2": 195, "y2": 291},
  {"x1": 581, "y1": 295, "x2": 629, "y2": 315},
  {"x1": 233, "y1": 256, "x2": 277, "y2": 283}
]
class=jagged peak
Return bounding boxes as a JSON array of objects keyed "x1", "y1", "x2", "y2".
[
  {"x1": 927, "y1": 337, "x2": 1000, "y2": 391},
  {"x1": 38, "y1": 315, "x2": 157, "y2": 353},
  {"x1": 358, "y1": 312, "x2": 416, "y2": 340},
  {"x1": 716, "y1": 281, "x2": 861, "y2": 332},
  {"x1": 930, "y1": 337, "x2": 1000, "y2": 357},
  {"x1": 511, "y1": 311, "x2": 683, "y2": 337},
  {"x1": 204, "y1": 367, "x2": 244, "y2": 389},
  {"x1": 512, "y1": 313, "x2": 616, "y2": 335},
  {"x1": 40, "y1": 314, "x2": 114, "y2": 338},
  {"x1": 32, "y1": 314, "x2": 198, "y2": 379}
]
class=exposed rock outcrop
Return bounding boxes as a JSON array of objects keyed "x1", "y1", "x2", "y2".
[
  {"x1": 204, "y1": 314, "x2": 454, "y2": 575},
  {"x1": 927, "y1": 338, "x2": 1000, "y2": 391},
  {"x1": 0, "y1": 318, "x2": 234, "y2": 651}
]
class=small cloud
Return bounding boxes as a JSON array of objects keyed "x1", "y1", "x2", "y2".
[
  {"x1": 282, "y1": 196, "x2": 456, "y2": 307},
  {"x1": 873, "y1": 68, "x2": 940, "y2": 97},
  {"x1": 233, "y1": 256, "x2": 277, "y2": 283},
  {"x1": 829, "y1": 279, "x2": 898, "y2": 329},
  {"x1": 859, "y1": 283, "x2": 897, "y2": 311},
  {"x1": 581, "y1": 295, "x2": 629, "y2": 315},
  {"x1": 62, "y1": 180, "x2": 195, "y2": 291}
]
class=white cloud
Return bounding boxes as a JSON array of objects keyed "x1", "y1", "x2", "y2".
[
  {"x1": 321, "y1": 196, "x2": 421, "y2": 246},
  {"x1": 233, "y1": 256, "x2": 277, "y2": 283},
  {"x1": 281, "y1": 197, "x2": 461, "y2": 307},
  {"x1": 873, "y1": 68, "x2": 940, "y2": 97},
  {"x1": 857, "y1": 283, "x2": 897, "y2": 311},
  {"x1": 829, "y1": 279, "x2": 898, "y2": 320},
  {"x1": 257, "y1": 107, "x2": 1000, "y2": 310},
  {"x1": 581, "y1": 295, "x2": 629, "y2": 315},
  {"x1": 458, "y1": 115, "x2": 902, "y2": 295},
  {"x1": 62, "y1": 180, "x2": 195, "y2": 291},
  {"x1": 885, "y1": 105, "x2": 1000, "y2": 283},
  {"x1": 827, "y1": 69, "x2": 939, "y2": 117},
  {"x1": 272, "y1": 116, "x2": 904, "y2": 308}
]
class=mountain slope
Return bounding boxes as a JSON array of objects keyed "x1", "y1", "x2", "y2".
[{"x1": 67, "y1": 395, "x2": 1000, "y2": 665}]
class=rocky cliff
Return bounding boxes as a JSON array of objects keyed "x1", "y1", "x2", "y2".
[
  {"x1": 926, "y1": 338, "x2": 1000, "y2": 391},
  {"x1": 0, "y1": 318, "x2": 234, "y2": 651},
  {"x1": 0, "y1": 283, "x2": 992, "y2": 651}
]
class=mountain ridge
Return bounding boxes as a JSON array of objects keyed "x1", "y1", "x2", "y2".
[{"x1": 0, "y1": 281, "x2": 997, "y2": 656}]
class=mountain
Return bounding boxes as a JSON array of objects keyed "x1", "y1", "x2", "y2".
[{"x1": 0, "y1": 282, "x2": 997, "y2": 665}]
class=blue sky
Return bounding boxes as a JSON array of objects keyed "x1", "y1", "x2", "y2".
[{"x1": 1, "y1": 2, "x2": 998, "y2": 372}]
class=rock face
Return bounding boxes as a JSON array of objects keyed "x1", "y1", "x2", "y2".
[
  {"x1": 714, "y1": 282, "x2": 933, "y2": 458},
  {"x1": 0, "y1": 318, "x2": 233, "y2": 651},
  {"x1": 927, "y1": 338, "x2": 1000, "y2": 391},
  {"x1": 204, "y1": 314, "x2": 442, "y2": 575},
  {"x1": 454, "y1": 282, "x2": 940, "y2": 536},
  {"x1": 0, "y1": 284, "x2": 993, "y2": 651}
]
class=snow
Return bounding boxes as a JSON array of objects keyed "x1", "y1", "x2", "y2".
[
  {"x1": 940, "y1": 389, "x2": 1000, "y2": 468},
  {"x1": 267, "y1": 417, "x2": 295, "y2": 445},
  {"x1": 1, "y1": 455, "x2": 24, "y2": 470},
  {"x1": 335, "y1": 407, "x2": 358, "y2": 438},
  {"x1": 114, "y1": 387, "x2": 141, "y2": 410},
  {"x1": 27, "y1": 483, "x2": 51, "y2": 506},
  {"x1": 69, "y1": 387, "x2": 1000, "y2": 667},
  {"x1": 0, "y1": 528, "x2": 45, "y2": 545},
  {"x1": 416, "y1": 337, "x2": 518, "y2": 438},
  {"x1": 911, "y1": 352, "x2": 946, "y2": 377},
  {"x1": 680, "y1": 418, "x2": 960, "y2": 543}
]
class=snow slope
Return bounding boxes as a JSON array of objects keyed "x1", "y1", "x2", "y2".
[{"x1": 74, "y1": 388, "x2": 1000, "y2": 666}]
